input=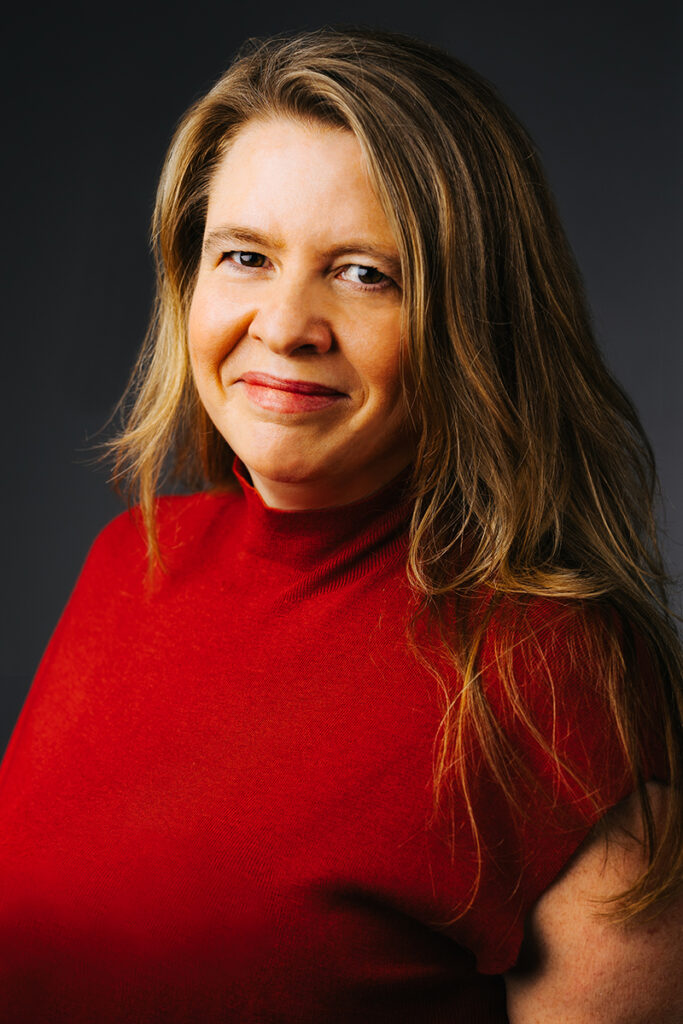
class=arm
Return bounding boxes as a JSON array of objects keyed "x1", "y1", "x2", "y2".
[{"x1": 504, "y1": 783, "x2": 683, "y2": 1024}]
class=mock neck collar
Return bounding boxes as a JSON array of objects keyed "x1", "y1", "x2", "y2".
[{"x1": 232, "y1": 458, "x2": 414, "y2": 572}]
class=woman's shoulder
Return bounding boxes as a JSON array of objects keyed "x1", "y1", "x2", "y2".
[
  {"x1": 475, "y1": 592, "x2": 624, "y2": 722},
  {"x1": 477, "y1": 590, "x2": 617, "y2": 679},
  {"x1": 84, "y1": 487, "x2": 243, "y2": 578},
  {"x1": 477, "y1": 590, "x2": 668, "y2": 804}
]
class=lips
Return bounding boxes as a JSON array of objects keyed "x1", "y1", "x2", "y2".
[
  {"x1": 237, "y1": 372, "x2": 347, "y2": 414},
  {"x1": 239, "y1": 372, "x2": 345, "y2": 396}
]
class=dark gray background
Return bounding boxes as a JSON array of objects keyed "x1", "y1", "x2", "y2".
[{"x1": 2, "y1": 1, "x2": 681, "y2": 755}]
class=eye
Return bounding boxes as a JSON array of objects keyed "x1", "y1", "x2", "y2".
[
  {"x1": 338, "y1": 264, "x2": 392, "y2": 289},
  {"x1": 221, "y1": 250, "x2": 269, "y2": 268}
]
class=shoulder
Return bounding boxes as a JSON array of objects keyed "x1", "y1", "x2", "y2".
[
  {"x1": 35, "y1": 489, "x2": 243, "y2": 667},
  {"x1": 481, "y1": 591, "x2": 609, "y2": 663},
  {"x1": 480, "y1": 594, "x2": 662, "y2": 763},
  {"x1": 80, "y1": 488, "x2": 243, "y2": 586},
  {"x1": 478, "y1": 593, "x2": 626, "y2": 718},
  {"x1": 448, "y1": 593, "x2": 667, "y2": 973},
  {"x1": 479, "y1": 592, "x2": 669, "y2": 883}
]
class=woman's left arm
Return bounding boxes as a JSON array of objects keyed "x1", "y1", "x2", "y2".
[{"x1": 504, "y1": 783, "x2": 683, "y2": 1023}]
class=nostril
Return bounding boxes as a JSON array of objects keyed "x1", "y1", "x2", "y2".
[{"x1": 298, "y1": 342, "x2": 328, "y2": 355}]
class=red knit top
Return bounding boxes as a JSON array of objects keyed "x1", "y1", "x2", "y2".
[{"x1": 0, "y1": 464, "x2": 646, "y2": 1022}]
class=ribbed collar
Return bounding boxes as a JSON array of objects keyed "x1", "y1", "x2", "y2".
[{"x1": 233, "y1": 458, "x2": 414, "y2": 574}]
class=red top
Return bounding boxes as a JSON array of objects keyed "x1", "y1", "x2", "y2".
[{"x1": 0, "y1": 464, "x2": 647, "y2": 1022}]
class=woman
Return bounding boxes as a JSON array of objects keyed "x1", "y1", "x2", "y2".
[{"x1": 0, "y1": 26, "x2": 681, "y2": 1023}]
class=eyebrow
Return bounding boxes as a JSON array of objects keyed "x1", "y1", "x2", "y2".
[{"x1": 202, "y1": 225, "x2": 402, "y2": 279}]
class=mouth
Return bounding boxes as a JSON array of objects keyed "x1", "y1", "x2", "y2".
[
  {"x1": 239, "y1": 372, "x2": 346, "y2": 396},
  {"x1": 237, "y1": 372, "x2": 347, "y2": 413}
]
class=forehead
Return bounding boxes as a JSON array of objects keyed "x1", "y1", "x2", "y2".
[{"x1": 205, "y1": 117, "x2": 396, "y2": 248}]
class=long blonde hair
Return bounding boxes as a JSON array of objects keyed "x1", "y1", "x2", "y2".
[{"x1": 108, "y1": 27, "x2": 683, "y2": 921}]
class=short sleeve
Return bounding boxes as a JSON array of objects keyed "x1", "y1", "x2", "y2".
[{"x1": 440, "y1": 598, "x2": 667, "y2": 975}]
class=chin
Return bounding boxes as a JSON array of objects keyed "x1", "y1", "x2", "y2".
[{"x1": 234, "y1": 446, "x2": 331, "y2": 486}]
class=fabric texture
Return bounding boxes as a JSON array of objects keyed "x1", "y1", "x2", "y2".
[{"x1": 0, "y1": 463, "x2": 654, "y2": 1022}]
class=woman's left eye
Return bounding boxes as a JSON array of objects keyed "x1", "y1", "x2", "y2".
[{"x1": 339, "y1": 264, "x2": 390, "y2": 288}]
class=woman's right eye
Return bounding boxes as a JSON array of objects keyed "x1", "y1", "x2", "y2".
[{"x1": 221, "y1": 250, "x2": 268, "y2": 268}]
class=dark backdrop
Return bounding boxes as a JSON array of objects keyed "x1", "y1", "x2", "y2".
[{"x1": 2, "y1": 0, "x2": 681, "y2": 754}]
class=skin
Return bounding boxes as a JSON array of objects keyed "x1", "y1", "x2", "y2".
[
  {"x1": 188, "y1": 116, "x2": 414, "y2": 510},
  {"x1": 505, "y1": 782, "x2": 683, "y2": 1023},
  {"x1": 189, "y1": 116, "x2": 682, "y2": 1019}
]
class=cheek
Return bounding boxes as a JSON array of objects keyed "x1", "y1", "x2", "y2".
[
  {"x1": 356, "y1": 318, "x2": 403, "y2": 402},
  {"x1": 187, "y1": 288, "x2": 213, "y2": 373},
  {"x1": 187, "y1": 282, "x2": 246, "y2": 373}
]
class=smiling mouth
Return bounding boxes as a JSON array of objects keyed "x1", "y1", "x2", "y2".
[
  {"x1": 238, "y1": 372, "x2": 347, "y2": 413},
  {"x1": 239, "y1": 372, "x2": 346, "y2": 396}
]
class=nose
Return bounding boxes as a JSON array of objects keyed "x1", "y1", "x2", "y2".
[{"x1": 247, "y1": 273, "x2": 334, "y2": 356}]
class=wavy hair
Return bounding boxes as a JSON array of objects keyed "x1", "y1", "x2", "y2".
[{"x1": 108, "y1": 27, "x2": 683, "y2": 922}]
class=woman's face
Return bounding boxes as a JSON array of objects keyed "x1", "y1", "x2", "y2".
[{"x1": 188, "y1": 117, "x2": 414, "y2": 509}]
